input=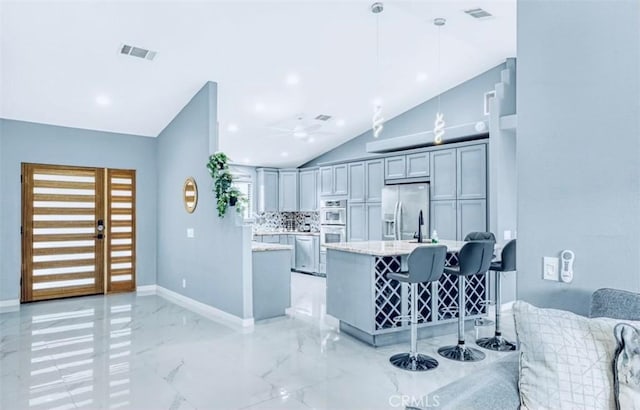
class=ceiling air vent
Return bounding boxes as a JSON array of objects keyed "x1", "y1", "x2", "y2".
[
  {"x1": 464, "y1": 8, "x2": 493, "y2": 19},
  {"x1": 119, "y1": 44, "x2": 157, "y2": 61},
  {"x1": 315, "y1": 114, "x2": 332, "y2": 121}
]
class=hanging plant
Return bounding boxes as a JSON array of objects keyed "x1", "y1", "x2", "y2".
[{"x1": 206, "y1": 152, "x2": 247, "y2": 217}]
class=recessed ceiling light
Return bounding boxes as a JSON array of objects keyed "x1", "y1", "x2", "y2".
[
  {"x1": 281, "y1": 152, "x2": 289, "y2": 157},
  {"x1": 416, "y1": 72, "x2": 428, "y2": 83},
  {"x1": 227, "y1": 123, "x2": 239, "y2": 133},
  {"x1": 285, "y1": 73, "x2": 300, "y2": 86},
  {"x1": 255, "y1": 102, "x2": 265, "y2": 112},
  {"x1": 308, "y1": 137, "x2": 315, "y2": 143},
  {"x1": 95, "y1": 95, "x2": 111, "y2": 106},
  {"x1": 336, "y1": 119, "x2": 346, "y2": 127}
]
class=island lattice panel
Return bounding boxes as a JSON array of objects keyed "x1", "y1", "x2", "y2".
[{"x1": 373, "y1": 253, "x2": 487, "y2": 331}]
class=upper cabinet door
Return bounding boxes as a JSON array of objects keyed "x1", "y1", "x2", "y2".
[
  {"x1": 406, "y1": 152, "x2": 429, "y2": 178},
  {"x1": 333, "y1": 164, "x2": 348, "y2": 196},
  {"x1": 298, "y1": 169, "x2": 318, "y2": 211},
  {"x1": 348, "y1": 162, "x2": 366, "y2": 203},
  {"x1": 319, "y1": 167, "x2": 333, "y2": 196},
  {"x1": 257, "y1": 169, "x2": 279, "y2": 212},
  {"x1": 430, "y1": 149, "x2": 457, "y2": 201},
  {"x1": 278, "y1": 170, "x2": 298, "y2": 212},
  {"x1": 385, "y1": 156, "x2": 406, "y2": 180},
  {"x1": 365, "y1": 159, "x2": 383, "y2": 202},
  {"x1": 457, "y1": 144, "x2": 487, "y2": 200}
]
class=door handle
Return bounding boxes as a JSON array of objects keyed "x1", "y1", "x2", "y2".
[{"x1": 96, "y1": 219, "x2": 105, "y2": 240}]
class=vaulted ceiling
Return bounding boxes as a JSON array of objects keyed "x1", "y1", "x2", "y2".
[{"x1": 0, "y1": 0, "x2": 516, "y2": 167}]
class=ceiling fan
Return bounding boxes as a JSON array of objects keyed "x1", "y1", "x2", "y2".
[{"x1": 265, "y1": 114, "x2": 336, "y2": 142}]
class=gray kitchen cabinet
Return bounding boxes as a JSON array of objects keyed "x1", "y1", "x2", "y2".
[
  {"x1": 299, "y1": 169, "x2": 318, "y2": 211},
  {"x1": 333, "y1": 164, "x2": 348, "y2": 196},
  {"x1": 263, "y1": 235, "x2": 281, "y2": 244},
  {"x1": 384, "y1": 156, "x2": 406, "y2": 180},
  {"x1": 319, "y1": 167, "x2": 333, "y2": 196},
  {"x1": 348, "y1": 203, "x2": 367, "y2": 242},
  {"x1": 457, "y1": 144, "x2": 487, "y2": 200},
  {"x1": 365, "y1": 159, "x2": 383, "y2": 202},
  {"x1": 457, "y1": 199, "x2": 487, "y2": 240},
  {"x1": 320, "y1": 164, "x2": 348, "y2": 197},
  {"x1": 430, "y1": 149, "x2": 457, "y2": 201},
  {"x1": 278, "y1": 170, "x2": 298, "y2": 212},
  {"x1": 430, "y1": 200, "x2": 457, "y2": 241},
  {"x1": 295, "y1": 235, "x2": 318, "y2": 273},
  {"x1": 348, "y1": 162, "x2": 366, "y2": 203},
  {"x1": 256, "y1": 168, "x2": 279, "y2": 212},
  {"x1": 277, "y1": 235, "x2": 296, "y2": 269},
  {"x1": 406, "y1": 152, "x2": 429, "y2": 178},
  {"x1": 366, "y1": 202, "x2": 382, "y2": 241}
]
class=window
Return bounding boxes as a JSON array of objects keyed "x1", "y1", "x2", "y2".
[{"x1": 233, "y1": 177, "x2": 253, "y2": 219}]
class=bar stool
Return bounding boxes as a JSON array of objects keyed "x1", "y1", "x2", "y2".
[
  {"x1": 437, "y1": 240, "x2": 494, "y2": 362},
  {"x1": 477, "y1": 239, "x2": 517, "y2": 351},
  {"x1": 387, "y1": 245, "x2": 447, "y2": 371}
]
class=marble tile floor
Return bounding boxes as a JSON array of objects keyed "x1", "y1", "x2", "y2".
[{"x1": 1, "y1": 273, "x2": 517, "y2": 410}]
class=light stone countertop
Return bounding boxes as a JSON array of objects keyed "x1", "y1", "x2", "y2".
[
  {"x1": 324, "y1": 239, "x2": 496, "y2": 257},
  {"x1": 253, "y1": 230, "x2": 320, "y2": 236},
  {"x1": 251, "y1": 242, "x2": 294, "y2": 252}
]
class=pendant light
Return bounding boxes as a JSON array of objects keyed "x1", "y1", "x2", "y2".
[
  {"x1": 371, "y1": 2, "x2": 384, "y2": 138},
  {"x1": 433, "y1": 17, "x2": 446, "y2": 144}
]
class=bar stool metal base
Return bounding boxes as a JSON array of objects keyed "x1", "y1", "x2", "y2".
[
  {"x1": 389, "y1": 353, "x2": 439, "y2": 371},
  {"x1": 438, "y1": 344, "x2": 486, "y2": 362},
  {"x1": 476, "y1": 335, "x2": 517, "y2": 351}
]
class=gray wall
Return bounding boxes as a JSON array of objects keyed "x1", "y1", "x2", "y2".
[
  {"x1": 156, "y1": 82, "x2": 253, "y2": 319},
  {"x1": 303, "y1": 63, "x2": 506, "y2": 166},
  {"x1": 517, "y1": 0, "x2": 640, "y2": 314},
  {"x1": 0, "y1": 119, "x2": 158, "y2": 301}
]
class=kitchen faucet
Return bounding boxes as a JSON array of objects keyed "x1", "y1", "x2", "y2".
[{"x1": 414, "y1": 210, "x2": 424, "y2": 243}]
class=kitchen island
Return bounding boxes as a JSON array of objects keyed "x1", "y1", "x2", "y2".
[
  {"x1": 325, "y1": 240, "x2": 491, "y2": 346},
  {"x1": 252, "y1": 242, "x2": 292, "y2": 320}
]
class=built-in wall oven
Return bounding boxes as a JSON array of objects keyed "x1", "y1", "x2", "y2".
[{"x1": 319, "y1": 199, "x2": 347, "y2": 275}]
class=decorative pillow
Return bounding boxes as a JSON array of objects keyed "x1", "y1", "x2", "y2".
[
  {"x1": 513, "y1": 301, "x2": 621, "y2": 410},
  {"x1": 613, "y1": 323, "x2": 640, "y2": 410}
]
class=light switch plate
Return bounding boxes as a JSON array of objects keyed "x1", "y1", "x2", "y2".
[
  {"x1": 187, "y1": 228, "x2": 194, "y2": 238},
  {"x1": 543, "y1": 257, "x2": 559, "y2": 281}
]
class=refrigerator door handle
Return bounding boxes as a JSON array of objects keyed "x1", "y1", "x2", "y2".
[
  {"x1": 397, "y1": 201, "x2": 403, "y2": 240},
  {"x1": 393, "y1": 202, "x2": 399, "y2": 240}
]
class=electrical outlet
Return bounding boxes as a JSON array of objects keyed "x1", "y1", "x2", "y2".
[
  {"x1": 543, "y1": 257, "x2": 559, "y2": 281},
  {"x1": 182, "y1": 278, "x2": 186, "y2": 288},
  {"x1": 187, "y1": 228, "x2": 194, "y2": 238}
]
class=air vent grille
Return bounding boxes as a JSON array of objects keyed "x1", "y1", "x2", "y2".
[
  {"x1": 120, "y1": 44, "x2": 157, "y2": 61},
  {"x1": 464, "y1": 8, "x2": 493, "y2": 19},
  {"x1": 315, "y1": 114, "x2": 332, "y2": 121}
]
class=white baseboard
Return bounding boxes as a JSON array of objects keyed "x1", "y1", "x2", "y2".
[
  {"x1": 136, "y1": 285, "x2": 157, "y2": 295},
  {"x1": 0, "y1": 299, "x2": 20, "y2": 312},
  {"x1": 156, "y1": 286, "x2": 254, "y2": 328}
]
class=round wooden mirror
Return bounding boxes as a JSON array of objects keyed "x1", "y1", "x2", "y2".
[{"x1": 183, "y1": 177, "x2": 198, "y2": 213}]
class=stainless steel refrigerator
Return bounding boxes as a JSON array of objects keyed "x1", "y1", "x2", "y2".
[{"x1": 382, "y1": 183, "x2": 429, "y2": 241}]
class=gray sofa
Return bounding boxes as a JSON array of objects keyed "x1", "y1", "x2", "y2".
[{"x1": 428, "y1": 288, "x2": 640, "y2": 410}]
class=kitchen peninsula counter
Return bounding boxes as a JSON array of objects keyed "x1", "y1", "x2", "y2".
[{"x1": 325, "y1": 240, "x2": 494, "y2": 346}]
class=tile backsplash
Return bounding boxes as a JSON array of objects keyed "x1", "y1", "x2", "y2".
[{"x1": 254, "y1": 211, "x2": 320, "y2": 232}]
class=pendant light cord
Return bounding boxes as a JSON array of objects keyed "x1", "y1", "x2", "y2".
[{"x1": 437, "y1": 23, "x2": 441, "y2": 113}]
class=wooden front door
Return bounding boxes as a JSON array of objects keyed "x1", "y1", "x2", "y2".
[{"x1": 21, "y1": 163, "x2": 136, "y2": 302}]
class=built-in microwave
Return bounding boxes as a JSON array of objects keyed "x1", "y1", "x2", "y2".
[{"x1": 320, "y1": 199, "x2": 347, "y2": 225}]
